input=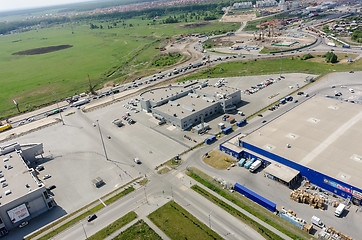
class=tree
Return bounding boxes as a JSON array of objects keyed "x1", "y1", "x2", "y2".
[{"x1": 324, "y1": 52, "x2": 337, "y2": 63}]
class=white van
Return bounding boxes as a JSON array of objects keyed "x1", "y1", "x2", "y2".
[
  {"x1": 334, "y1": 203, "x2": 345, "y2": 217},
  {"x1": 311, "y1": 216, "x2": 324, "y2": 228}
]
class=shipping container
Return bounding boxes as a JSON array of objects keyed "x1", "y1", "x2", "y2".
[
  {"x1": 222, "y1": 126, "x2": 233, "y2": 135},
  {"x1": 226, "y1": 117, "x2": 235, "y2": 123},
  {"x1": 234, "y1": 183, "x2": 276, "y2": 212},
  {"x1": 205, "y1": 135, "x2": 216, "y2": 144}
]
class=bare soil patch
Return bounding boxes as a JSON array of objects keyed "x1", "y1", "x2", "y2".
[
  {"x1": 12, "y1": 45, "x2": 73, "y2": 55},
  {"x1": 202, "y1": 150, "x2": 237, "y2": 170},
  {"x1": 179, "y1": 22, "x2": 210, "y2": 28}
]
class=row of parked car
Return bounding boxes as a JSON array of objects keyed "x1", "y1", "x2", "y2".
[{"x1": 244, "y1": 78, "x2": 278, "y2": 95}]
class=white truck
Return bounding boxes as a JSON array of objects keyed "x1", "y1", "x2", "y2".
[
  {"x1": 311, "y1": 216, "x2": 325, "y2": 228},
  {"x1": 334, "y1": 203, "x2": 345, "y2": 217},
  {"x1": 249, "y1": 160, "x2": 262, "y2": 173}
]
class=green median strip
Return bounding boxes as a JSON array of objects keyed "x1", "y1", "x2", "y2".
[
  {"x1": 112, "y1": 219, "x2": 161, "y2": 240},
  {"x1": 187, "y1": 167, "x2": 313, "y2": 240},
  {"x1": 148, "y1": 200, "x2": 223, "y2": 240},
  {"x1": 27, "y1": 186, "x2": 135, "y2": 240},
  {"x1": 191, "y1": 185, "x2": 283, "y2": 240},
  {"x1": 88, "y1": 211, "x2": 138, "y2": 240}
]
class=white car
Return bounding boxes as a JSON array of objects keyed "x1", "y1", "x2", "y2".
[
  {"x1": 349, "y1": 88, "x2": 354, "y2": 93},
  {"x1": 134, "y1": 158, "x2": 141, "y2": 164},
  {"x1": 43, "y1": 174, "x2": 51, "y2": 180}
]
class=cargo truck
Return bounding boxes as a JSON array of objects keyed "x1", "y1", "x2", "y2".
[
  {"x1": 204, "y1": 135, "x2": 216, "y2": 144},
  {"x1": 249, "y1": 160, "x2": 262, "y2": 172},
  {"x1": 238, "y1": 158, "x2": 247, "y2": 167},
  {"x1": 222, "y1": 126, "x2": 232, "y2": 135},
  {"x1": 334, "y1": 203, "x2": 345, "y2": 217},
  {"x1": 244, "y1": 158, "x2": 256, "y2": 169},
  {"x1": 71, "y1": 99, "x2": 90, "y2": 107}
]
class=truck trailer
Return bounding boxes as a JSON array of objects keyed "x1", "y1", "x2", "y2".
[
  {"x1": 334, "y1": 203, "x2": 345, "y2": 217},
  {"x1": 249, "y1": 160, "x2": 262, "y2": 172},
  {"x1": 244, "y1": 158, "x2": 256, "y2": 169}
]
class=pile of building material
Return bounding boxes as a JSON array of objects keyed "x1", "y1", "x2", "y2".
[
  {"x1": 290, "y1": 189, "x2": 325, "y2": 209},
  {"x1": 318, "y1": 226, "x2": 352, "y2": 240}
]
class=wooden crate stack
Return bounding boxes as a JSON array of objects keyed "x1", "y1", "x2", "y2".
[
  {"x1": 327, "y1": 226, "x2": 352, "y2": 240},
  {"x1": 289, "y1": 189, "x2": 325, "y2": 209}
]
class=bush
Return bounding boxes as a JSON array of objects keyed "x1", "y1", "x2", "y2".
[
  {"x1": 323, "y1": 52, "x2": 338, "y2": 63},
  {"x1": 301, "y1": 53, "x2": 314, "y2": 60}
]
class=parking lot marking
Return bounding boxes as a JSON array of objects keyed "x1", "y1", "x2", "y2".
[
  {"x1": 99, "y1": 198, "x2": 107, "y2": 206},
  {"x1": 176, "y1": 173, "x2": 184, "y2": 179},
  {"x1": 167, "y1": 126, "x2": 176, "y2": 131}
]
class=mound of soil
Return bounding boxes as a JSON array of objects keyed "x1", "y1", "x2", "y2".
[
  {"x1": 180, "y1": 22, "x2": 210, "y2": 28},
  {"x1": 12, "y1": 45, "x2": 73, "y2": 55}
]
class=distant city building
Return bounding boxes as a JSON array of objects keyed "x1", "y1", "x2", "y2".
[
  {"x1": 232, "y1": 2, "x2": 253, "y2": 9},
  {"x1": 255, "y1": 0, "x2": 278, "y2": 8},
  {"x1": 140, "y1": 80, "x2": 242, "y2": 130},
  {"x1": 279, "y1": 0, "x2": 287, "y2": 11},
  {"x1": 0, "y1": 142, "x2": 54, "y2": 235}
]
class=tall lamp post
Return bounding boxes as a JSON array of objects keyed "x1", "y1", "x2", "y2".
[
  {"x1": 96, "y1": 120, "x2": 109, "y2": 161},
  {"x1": 52, "y1": 92, "x2": 64, "y2": 125}
]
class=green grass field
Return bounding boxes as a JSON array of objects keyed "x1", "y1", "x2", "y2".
[
  {"x1": 88, "y1": 211, "x2": 138, "y2": 240},
  {"x1": 148, "y1": 201, "x2": 222, "y2": 240},
  {"x1": 0, "y1": 17, "x2": 239, "y2": 119},
  {"x1": 177, "y1": 57, "x2": 361, "y2": 82},
  {"x1": 112, "y1": 219, "x2": 161, "y2": 240}
]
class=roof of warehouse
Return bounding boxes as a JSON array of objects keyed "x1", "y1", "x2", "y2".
[
  {"x1": 242, "y1": 96, "x2": 362, "y2": 189},
  {"x1": 0, "y1": 151, "x2": 40, "y2": 205},
  {"x1": 153, "y1": 94, "x2": 218, "y2": 119}
]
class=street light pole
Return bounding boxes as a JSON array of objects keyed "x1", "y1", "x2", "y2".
[
  {"x1": 52, "y1": 92, "x2": 64, "y2": 125},
  {"x1": 279, "y1": 53, "x2": 283, "y2": 78},
  {"x1": 81, "y1": 223, "x2": 88, "y2": 239},
  {"x1": 96, "y1": 120, "x2": 109, "y2": 161}
]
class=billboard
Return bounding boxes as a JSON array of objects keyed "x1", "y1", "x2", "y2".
[{"x1": 7, "y1": 204, "x2": 30, "y2": 224}]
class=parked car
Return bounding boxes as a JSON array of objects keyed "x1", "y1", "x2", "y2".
[
  {"x1": 43, "y1": 174, "x2": 51, "y2": 180},
  {"x1": 134, "y1": 157, "x2": 141, "y2": 164},
  {"x1": 87, "y1": 214, "x2": 97, "y2": 222},
  {"x1": 36, "y1": 165, "x2": 44, "y2": 171},
  {"x1": 47, "y1": 185, "x2": 56, "y2": 191}
]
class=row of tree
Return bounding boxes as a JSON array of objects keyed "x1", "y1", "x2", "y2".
[{"x1": 0, "y1": 0, "x2": 235, "y2": 34}]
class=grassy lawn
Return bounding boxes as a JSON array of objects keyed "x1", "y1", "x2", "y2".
[
  {"x1": 186, "y1": 167, "x2": 313, "y2": 240},
  {"x1": 202, "y1": 150, "x2": 236, "y2": 170},
  {"x1": 112, "y1": 219, "x2": 161, "y2": 240},
  {"x1": 88, "y1": 211, "x2": 138, "y2": 240},
  {"x1": 0, "y1": 17, "x2": 238, "y2": 119},
  {"x1": 148, "y1": 200, "x2": 223, "y2": 240},
  {"x1": 157, "y1": 167, "x2": 171, "y2": 174},
  {"x1": 176, "y1": 57, "x2": 362, "y2": 82}
]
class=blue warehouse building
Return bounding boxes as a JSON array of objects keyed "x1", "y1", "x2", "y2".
[{"x1": 220, "y1": 96, "x2": 362, "y2": 205}]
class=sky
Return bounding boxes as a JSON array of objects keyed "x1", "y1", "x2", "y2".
[{"x1": 1, "y1": 0, "x2": 92, "y2": 12}]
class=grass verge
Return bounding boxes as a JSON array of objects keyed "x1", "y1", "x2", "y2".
[
  {"x1": 104, "y1": 186, "x2": 135, "y2": 205},
  {"x1": 176, "y1": 57, "x2": 362, "y2": 82},
  {"x1": 148, "y1": 200, "x2": 223, "y2": 240},
  {"x1": 186, "y1": 167, "x2": 313, "y2": 240},
  {"x1": 88, "y1": 211, "x2": 138, "y2": 240},
  {"x1": 191, "y1": 185, "x2": 283, "y2": 240},
  {"x1": 112, "y1": 219, "x2": 161, "y2": 240}
]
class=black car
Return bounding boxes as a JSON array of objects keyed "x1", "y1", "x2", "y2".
[
  {"x1": 87, "y1": 214, "x2": 97, "y2": 222},
  {"x1": 258, "y1": 114, "x2": 263, "y2": 117},
  {"x1": 47, "y1": 185, "x2": 56, "y2": 191}
]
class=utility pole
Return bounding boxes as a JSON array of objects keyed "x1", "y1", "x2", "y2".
[
  {"x1": 96, "y1": 120, "x2": 109, "y2": 161},
  {"x1": 280, "y1": 53, "x2": 283, "y2": 78},
  {"x1": 52, "y1": 92, "x2": 64, "y2": 125}
]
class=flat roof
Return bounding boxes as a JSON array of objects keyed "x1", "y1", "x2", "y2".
[
  {"x1": 198, "y1": 85, "x2": 240, "y2": 96},
  {"x1": 153, "y1": 94, "x2": 218, "y2": 119},
  {"x1": 0, "y1": 152, "x2": 39, "y2": 205},
  {"x1": 140, "y1": 80, "x2": 201, "y2": 102},
  {"x1": 265, "y1": 163, "x2": 300, "y2": 183},
  {"x1": 242, "y1": 96, "x2": 362, "y2": 189}
]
